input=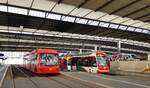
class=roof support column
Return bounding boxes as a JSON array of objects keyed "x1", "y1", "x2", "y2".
[
  {"x1": 117, "y1": 41, "x2": 121, "y2": 53},
  {"x1": 148, "y1": 54, "x2": 150, "y2": 61},
  {"x1": 79, "y1": 49, "x2": 82, "y2": 54},
  {"x1": 98, "y1": 45, "x2": 101, "y2": 51},
  {"x1": 94, "y1": 45, "x2": 98, "y2": 52}
]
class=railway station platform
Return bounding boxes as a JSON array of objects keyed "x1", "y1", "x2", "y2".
[
  {"x1": 1, "y1": 65, "x2": 150, "y2": 88},
  {"x1": 1, "y1": 65, "x2": 106, "y2": 88},
  {"x1": 0, "y1": 0, "x2": 150, "y2": 88},
  {"x1": 61, "y1": 71, "x2": 150, "y2": 88}
]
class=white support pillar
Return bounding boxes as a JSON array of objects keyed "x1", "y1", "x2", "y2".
[
  {"x1": 94, "y1": 46, "x2": 98, "y2": 52},
  {"x1": 98, "y1": 45, "x2": 101, "y2": 51},
  {"x1": 79, "y1": 49, "x2": 82, "y2": 54},
  {"x1": 117, "y1": 41, "x2": 121, "y2": 53},
  {"x1": 148, "y1": 54, "x2": 150, "y2": 61}
]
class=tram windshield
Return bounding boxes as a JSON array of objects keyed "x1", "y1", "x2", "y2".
[
  {"x1": 40, "y1": 53, "x2": 58, "y2": 66},
  {"x1": 96, "y1": 55, "x2": 108, "y2": 66}
]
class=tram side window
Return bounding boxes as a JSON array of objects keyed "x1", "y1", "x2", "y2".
[
  {"x1": 27, "y1": 59, "x2": 30, "y2": 64},
  {"x1": 77, "y1": 59, "x2": 82, "y2": 66},
  {"x1": 77, "y1": 58, "x2": 87, "y2": 66},
  {"x1": 30, "y1": 60, "x2": 33, "y2": 64},
  {"x1": 25, "y1": 59, "x2": 27, "y2": 64},
  {"x1": 79, "y1": 57, "x2": 97, "y2": 67},
  {"x1": 82, "y1": 58, "x2": 89, "y2": 66},
  {"x1": 32, "y1": 53, "x2": 37, "y2": 66},
  {"x1": 92, "y1": 61, "x2": 97, "y2": 67},
  {"x1": 31, "y1": 59, "x2": 36, "y2": 65},
  {"x1": 89, "y1": 57, "x2": 97, "y2": 67}
]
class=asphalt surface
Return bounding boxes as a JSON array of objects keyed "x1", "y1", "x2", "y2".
[{"x1": 62, "y1": 72, "x2": 150, "y2": 88}]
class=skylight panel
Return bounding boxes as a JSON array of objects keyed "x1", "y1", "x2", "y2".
[
  {"x1": 47, "y1": 13, "x2": 61, "y2": 20},
  {"x1": 8, "y1": 6, "x2": 27, "y2": 15},
  {"x1": 0, "y1": 5, "x2": 7, "y2": 12},
  {"x1": 135, "y1": 28, "x2": 142, "y2": 32},
  {"x1": 109, "y1": 24, "x2": 119, "y2": 29},
  {"x1": 29, "y1": 10, "x2": 45, "y2": 18},
  {"x1": 99, "y1": 22, "x2": 109, "y2": 27},
  {"x1": 142, "y1": 29, "x2": 149, "y2": 34},
  {"x1": 75, "y1": 18, "x2": 88, "y2": 24},
  {"x1": 119, "y1": 25, "x2": 127, "y2": 30},
  {"x1": 61, "y1": 16, "x2": 75, "y2": 22},
  {"x1": 127, "y1": 27, "x2": 135, "y2": 31},
  {"x1": 87, "y1": 20, "x2": 99, "y2": 26}
]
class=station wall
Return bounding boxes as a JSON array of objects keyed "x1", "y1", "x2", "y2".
[{"x1": 110, "y1": 61, "x2": 150, "y2": 74}]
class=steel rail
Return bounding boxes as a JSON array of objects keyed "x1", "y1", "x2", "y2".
[{"x1": 14, "y1": 66, "x2": 40, "y2": 88}]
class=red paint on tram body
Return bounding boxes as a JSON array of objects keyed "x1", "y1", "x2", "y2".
[{"x1": 23, "y1": 49, "x2": 60, "y2": 74}]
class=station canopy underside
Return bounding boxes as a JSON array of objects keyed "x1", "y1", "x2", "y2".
[{"x1": 0, "y1": 0, "x2": 150, "y2": 54}]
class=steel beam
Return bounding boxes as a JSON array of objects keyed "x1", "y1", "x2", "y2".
[
  {"x1": 95, "y1": 0, "x2": 114, "y2": 11},
  {"x1": 134, "y1": 13, "x2": 150, "y2": 20},
  {"x1": 27, "y1": 0, "x2": 35, "y2": 15},
  {"x1": 110, "y1": 0, "x2": 140, "y2": 14},
  {"x1": 78, "y1": 0, "x2": 89, "y2": 8},
  {"x1": 123, "y1": 6, "x2": 149, "y2": 17}
]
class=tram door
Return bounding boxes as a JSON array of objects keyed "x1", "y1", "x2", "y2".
[{"x1": 89, "y1": 57, "x2": 97, "y2": 73}]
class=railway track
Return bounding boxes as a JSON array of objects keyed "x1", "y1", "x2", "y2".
[
  {"x1": 47, "y1": 74, "x2": 103, "y2": 88},
  {"x1": 12, "y1": 66, "x2": 41, "y2": 88},
  {"x1": 12, "y1": 66, "x2": 105, "y2": 88}
]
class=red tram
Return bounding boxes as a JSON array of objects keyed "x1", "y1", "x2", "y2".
[
  {"x1": 23, "y1": 49, "x2": 60, "y2": 74},
  {"x1": 62, "y1": 52, "x2": 110, "y2": 74},
  {"x1": 96, "y1": 52, "x2": 110, "y2": 73}
]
